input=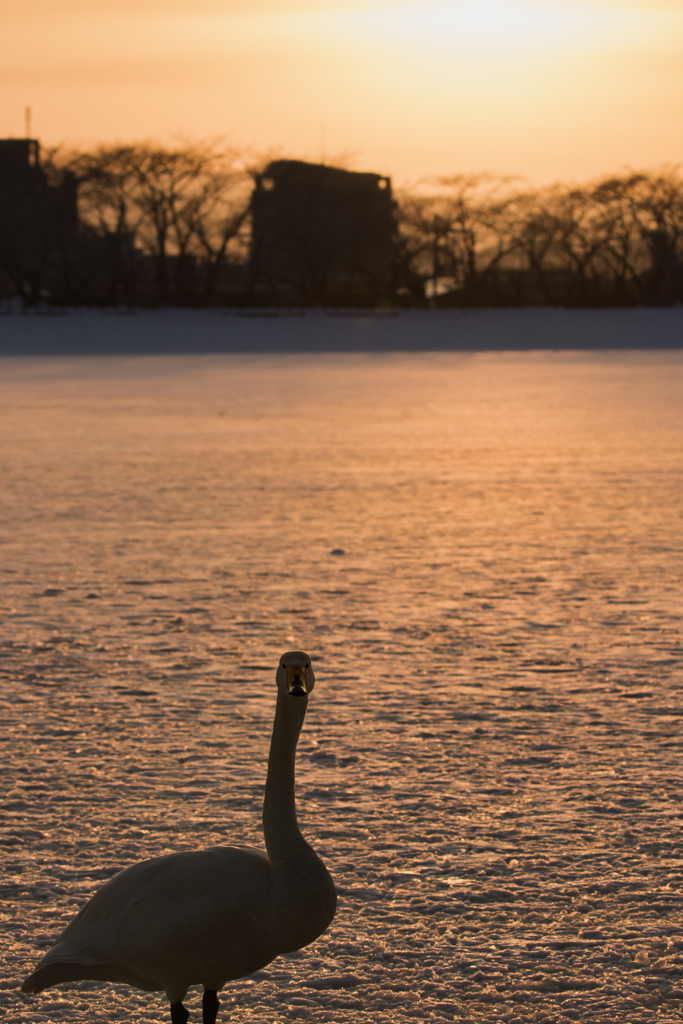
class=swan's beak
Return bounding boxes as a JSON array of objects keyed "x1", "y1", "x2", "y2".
[{"x1": 285, "y1": 666, "x2": 308, "y2": 697}]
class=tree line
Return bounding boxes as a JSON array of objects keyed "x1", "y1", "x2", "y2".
[
  {"x1": 399, "y1": 172, "x2": 683, "y2": 306},
  {"x1": 1, "y1": 139, "x2": 682, "y2": 307}
]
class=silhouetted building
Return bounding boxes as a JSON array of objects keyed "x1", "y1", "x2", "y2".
[
  {"x1": 0, "y1": 139, "x2": 78, "y2": 304},
  {"x1": 250, "y1": 160, "x2": 395, "y2": 304}
]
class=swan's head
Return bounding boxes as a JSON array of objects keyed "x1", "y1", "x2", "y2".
[{"x1": 277, "y1": 650, "x2": 315, "y2": 699}]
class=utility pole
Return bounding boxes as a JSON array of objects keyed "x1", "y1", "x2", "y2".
[{"x1": 25, "y1": 105, "x2": 32, "y2": 138}]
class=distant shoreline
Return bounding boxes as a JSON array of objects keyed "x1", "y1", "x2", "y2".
[{"x1": 1, "y1": 307, "x2": 683, "y2": 355}]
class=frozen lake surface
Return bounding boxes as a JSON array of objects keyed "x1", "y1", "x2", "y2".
[
  {"x1": 1, "y1": 306, "x2": 683, "y2": 354},
  {"x1": 2, "y1": 350, "x2": 683, "y2": 1024}
]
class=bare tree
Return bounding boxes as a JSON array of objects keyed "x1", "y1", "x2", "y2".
[
  {"x1": 621, "y1": 169, "x2": 683, "y2": 302},
  {"x1": 395, "y1": 168, "x2": 683, "y2": 306},
  {"x1": 396, "y1": 175, "x2": 520, "y2": 303},
  {"x1": 5, "y1": 139, "x2": 683, "y2": 308},
  {"x1": 58, "y1": 141, "x2": 251, "y2": 304}
]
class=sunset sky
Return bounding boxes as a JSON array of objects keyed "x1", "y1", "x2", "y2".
[{"x1": 2, "y1": 0, "x2": 682, "y2": 184}]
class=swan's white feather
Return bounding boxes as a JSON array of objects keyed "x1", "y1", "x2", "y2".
[
  {"x1": 27, "y1": 846, "x2": 277, "y2": 996},
  {"x1": 22, "y1": 652, "x2": 336, "y2": 1010}
]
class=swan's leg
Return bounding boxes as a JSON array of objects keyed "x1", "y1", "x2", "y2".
[
  {"x1": 170, "y1": 1001, "x2": 189, "y2": 1024},
  {"x1": 202, "y1": 989, "x2": 220, "y2": 1024}
]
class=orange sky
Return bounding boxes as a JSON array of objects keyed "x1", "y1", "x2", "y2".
[{"x1": 2, "y1": 0, "x2": 683, "y2": 185}]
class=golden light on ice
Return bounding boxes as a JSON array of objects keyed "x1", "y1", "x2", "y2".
[{"x1": 3, "y1": 348, "x2": 683, "y2": 1019}]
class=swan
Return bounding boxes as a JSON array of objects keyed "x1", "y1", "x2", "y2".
[{"x1": 22, "y1": 650, "x2": 337, "y2": 1023}]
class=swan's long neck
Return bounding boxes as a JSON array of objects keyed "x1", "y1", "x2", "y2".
[{"x1": 263, "y1": 692, "x2": 308, "y2": 861}]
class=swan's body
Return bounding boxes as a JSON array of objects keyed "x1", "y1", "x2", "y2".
[{"x1": 22, "y1": 652, "x2": 336, "y2": 1021}]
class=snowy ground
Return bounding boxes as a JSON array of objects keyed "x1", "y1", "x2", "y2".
[
  {"x1": 1, "y1": 306, "x2": 683, "y2": 354},
  {"x1": 2, "y1": 348, "x2": 683, "y2": 1024}
]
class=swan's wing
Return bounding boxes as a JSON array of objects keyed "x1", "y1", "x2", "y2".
[{"x1": 25, "y1": 846, "x2": 274, "y2": 992}]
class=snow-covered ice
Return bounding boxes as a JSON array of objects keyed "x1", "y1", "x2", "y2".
[
  {"x1": 1, "y1": 346, "x2": 683, "y2": 1024},
  {"x1": 1, "y1": 306, "x2": 683, "y2": 354}
]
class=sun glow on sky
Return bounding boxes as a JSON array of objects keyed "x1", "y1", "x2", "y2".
[
  {"x1": 310, "y1": 0, "x2": 638, "y2": 51},
  {"x1": 1, "y1": 0, "x2": 682, "y2": 184}
]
